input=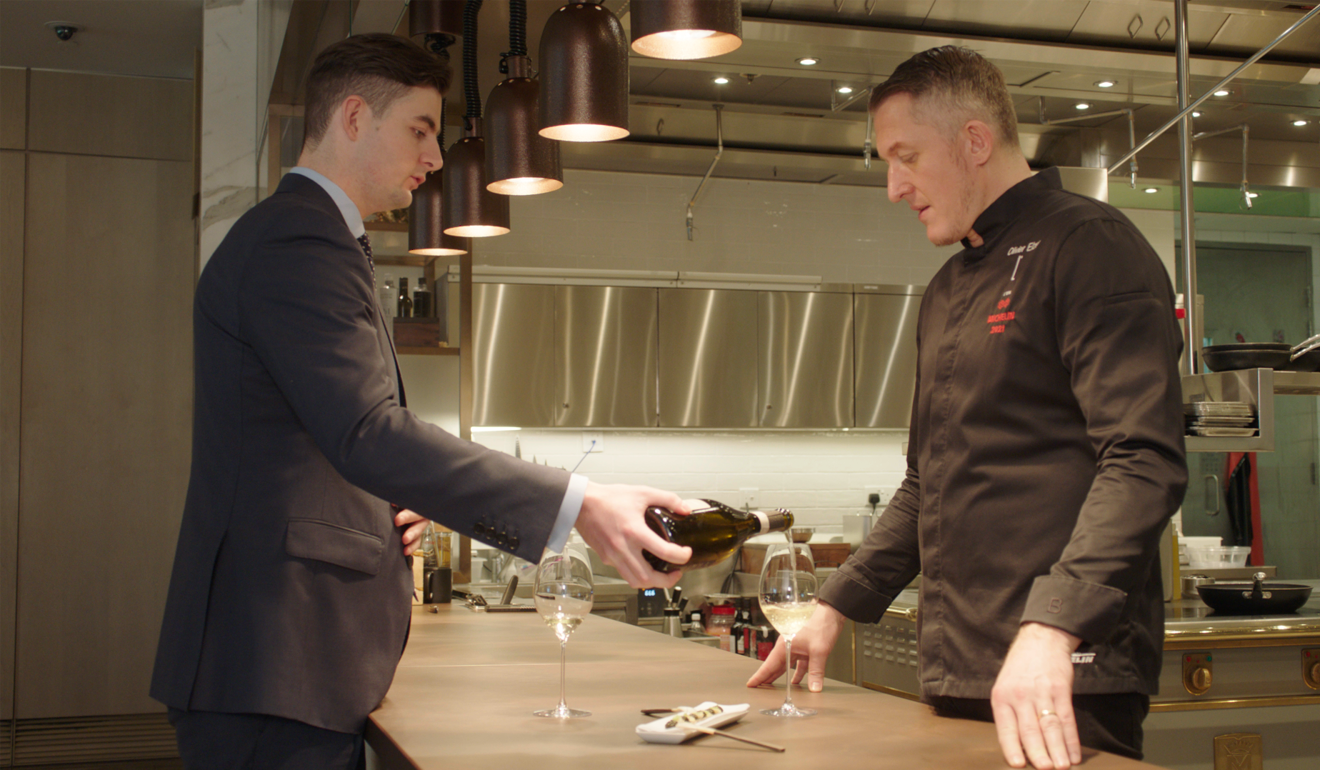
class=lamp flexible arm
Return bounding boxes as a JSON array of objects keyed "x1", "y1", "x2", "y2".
[{"x1": 462, "y1": 0, "x2": 483, "y2": 123}]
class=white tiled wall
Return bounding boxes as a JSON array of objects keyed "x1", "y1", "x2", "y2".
[{"x1": 474, "y1": 429, "x2": 910, "y2": 533}]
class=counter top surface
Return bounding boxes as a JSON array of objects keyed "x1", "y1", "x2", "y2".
[{"x1": 367, "y1": 605, "x2": 1160, "y2": 769}]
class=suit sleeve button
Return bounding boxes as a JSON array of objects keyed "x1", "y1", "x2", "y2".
[{"x1": 473, "y1": 523, "x2": 486, "y2": 536}]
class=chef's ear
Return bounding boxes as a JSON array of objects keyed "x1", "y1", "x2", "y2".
[{"x1": 963, "y1": 119, "x2": 995, "y2": 167}]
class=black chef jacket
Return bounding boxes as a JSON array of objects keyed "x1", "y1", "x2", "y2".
[{"x1": 821, "y1": 168, "x2": 1188, "y2": 699}]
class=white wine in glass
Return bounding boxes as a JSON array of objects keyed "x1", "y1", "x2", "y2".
[
  {"x1": 533, "y1": 549, "x2": 594, "y2": 718},
  {"x1": 759, "y1": 543, "x2": 818, "y2": 718}
]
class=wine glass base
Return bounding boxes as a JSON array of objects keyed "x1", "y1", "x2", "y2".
[
  {"x1": 760, "y1": 705, "x2": 816, "y2": 718},
  {"x1": 534, "y1": 706, "x2": 591, "y2": 719}
]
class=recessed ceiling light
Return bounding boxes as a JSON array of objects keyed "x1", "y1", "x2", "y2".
[
  {"x1": 712, "y1": 76, "x2": 729, "y2": 85},
  {"x1": 1094, "y1": 80, "x2": 1116, "y2": 88},
  {"x1": 1214, "y1": 89, "x2": 1230, "y2": 97},
  {"x1": 836, "y1": 85, "x2": 854, "y2": 94},
  {"x1": 1293, "y1": 119, "x2": 1309, "y2": 127},
  {"x1": 1192, "y1": 111, "x2": 1202, "y2": 118},
  {"x1": 1144, "y1": 187, "x2": 1159, "y2": 194},
  {"x1": 1075, "y1": 102, "x2": 1090, "y2": 110},
  {"x1": 796, "y1": 57, "x2": 819, "y2": 66}
]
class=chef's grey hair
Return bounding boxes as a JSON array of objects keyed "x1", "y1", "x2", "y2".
[
  {"x1": 302, "y1": 33, "x2": 451, "y2": 150},
  {"x1": 869, "y1": 45, "x2": 1021, "y2": 151}
]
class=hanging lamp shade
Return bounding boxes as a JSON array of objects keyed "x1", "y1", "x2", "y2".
[
  {"x1": 539, "y1": 1, "x2": 630, "y2": 142},
  {"x1": 409, "y1": 170, "x2": 469, "y2": 256},
  {"x1": 630, "y1": 0, "x2": 742, "y2": 60},
  {"x1": 409, "y1": 0, "x2": 465, "y2": 39},
  {"x1": 487, "y1": 58, "x2": 563, "y2": 195},
  {"x1": 442, "y1": 131, "x2": 510, "y2": 237}
]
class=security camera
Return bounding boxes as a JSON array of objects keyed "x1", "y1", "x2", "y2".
[{"x1": 45, "y1": 22, "x2": 79, "y2": 41}]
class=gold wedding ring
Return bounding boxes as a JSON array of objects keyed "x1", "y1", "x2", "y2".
[{"x1": 1039, "y1": 709, "x2": 1056, "y2": 718}]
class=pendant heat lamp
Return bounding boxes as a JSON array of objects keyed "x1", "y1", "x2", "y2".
[
  {"x1": 410, "y1": 165, "x2": 469, "y2": 257},
  {"x1": 630, "y1": 0, "x2": 742, "y2": 60},
  {"x1": 408, "y1": 19, "x2": 469, "y2": 257},
  {"x1": 486, "y1": 0, "x2": 562, "y2": 195},
  {"x1": 539, "y1": 1, "x2": 629, "y2": 142},
  {"x1": 442, "y1": 0, "x2": 510, "y2": 238}
]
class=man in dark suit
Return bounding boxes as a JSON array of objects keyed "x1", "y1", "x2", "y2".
[{"x1": 151, "y1": 34, "x2": 691, "y2": 769}]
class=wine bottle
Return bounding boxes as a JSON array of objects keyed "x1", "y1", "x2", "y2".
[
  {"x1": 642, "y1": 499, "x2": 793, "y2": 573},
  {"x1": 413, "y1": 278, "x2": 432, "y2": 317},
  {"x1": 397, "y1": 277, "x2": 413, "y2": 318}
]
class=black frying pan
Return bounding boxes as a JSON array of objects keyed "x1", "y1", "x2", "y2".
[
  {"x1": 1197, "y1": 573, "x2": 1312, "y2": 614},
  {"x1": 1202, "y1": 343, "x2": 1291, "y2": 372}
]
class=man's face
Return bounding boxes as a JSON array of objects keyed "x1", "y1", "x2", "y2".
[
  {"x1": 875, "y1": 93, "x2": 978, "y2": 247},
  {"x1": 357, "y1": 85, "x2": 444, "y2": 214}
]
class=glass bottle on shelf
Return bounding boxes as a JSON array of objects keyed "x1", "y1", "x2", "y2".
[
  {"x1": 378, "y1": 273, "x2": 397, "y2": 320},
  {"x1": 413, "y1": 277, "x2": 432, "y2": 318},
  {"x1": 397, "y1": 277, "x2": 413, "y2": 318}
]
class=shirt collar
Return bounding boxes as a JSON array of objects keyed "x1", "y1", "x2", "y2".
[
  {"x1": 288, "y1": 167, "x2": 365, "y2": 238},
  {"x1": 960, "y1": 167, "x2": 1062, "y2": 258}
]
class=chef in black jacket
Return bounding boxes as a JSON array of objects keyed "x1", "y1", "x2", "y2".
[
  {"x1": 749, "y1": 46, "x2": 1186, "y2": 770},
  {"x1": 151, "y1": 34, "x2": 690, "y2": 769}
]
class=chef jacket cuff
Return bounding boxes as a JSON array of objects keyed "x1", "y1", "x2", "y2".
[
  {"x1": 1022, "y1": 574, "x2": 1127, "y2": 645},
  {"x1": 818, "y1": 568, "x2": 898, "y2": 624},
  {"x1": 544, "y1": 473, "x2": 588, "y2": 554}
]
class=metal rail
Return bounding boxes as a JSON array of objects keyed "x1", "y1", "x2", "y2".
[
  {"x1": 687, "y1": 104, "x2": 725, "y2": 241},
  {"x1": 1192, "y1": 123, "x2": 1252, "y2": 209},
  {"x1": 1038, "y1": 101, "x2": 1138, "y2": 187},
  {"x1": 1176, "y1": 0, "x2": 1200, "y2": 377},
  {"x1": 1106, "y1": 3, "x2": 1320, "y2": 175}
]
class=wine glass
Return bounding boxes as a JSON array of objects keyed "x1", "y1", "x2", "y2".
[
  {"x1": 758, "y1": 542, "x2": 818, "y2": 718},
  {"x1": 532, "y1": 547, "x2": 594, "y2": 718}
]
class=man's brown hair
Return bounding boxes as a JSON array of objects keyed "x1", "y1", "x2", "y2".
[
  {"x1": 869, "y1": 45, "x2": 1020, "y2": 151},
  {"x1": 302, "y1": 33, "x2": 450, "y2": 149}
]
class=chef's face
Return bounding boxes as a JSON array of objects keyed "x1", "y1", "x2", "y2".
[
  {"x1": 357, "y1": 85, "x2": 444, "y2": 214},
  {"x1": 875, "y1": 92, "x2": 978, "y2": 247}
]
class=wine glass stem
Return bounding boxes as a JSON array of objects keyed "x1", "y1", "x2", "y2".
[
  {"x1": 783, "y1": 637, "x2": 795, "y2": 710},
  {"x1": 557, "y1": 639, "x2": 568, "y2": 710}
]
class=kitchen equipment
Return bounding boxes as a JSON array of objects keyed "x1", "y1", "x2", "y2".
[
  {"x1": 788, "y1": 526, "x2": 814, "y2": 543},
  {"x1": 1288, "y1": 333, "x2": 1320, "y2": 372},
  {"x1": 1187, "y1": 545, "x2": 1250, "y2": 569},
  {"x1": 1181, "y1": 573, "x2": 1215, "y2": 595},
  {"x1": 1197, "y1": 572, "x2": 1313, "y2": 614},
  {"x1": 1201, "y1": 342, "x2": 1291, "y2": 372}
]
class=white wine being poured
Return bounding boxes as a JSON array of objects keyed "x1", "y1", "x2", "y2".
[
  {"x1": 535, "y1": 589, "x2": 593, "y2": 643},
  {"x1": 761, "y1": 600, "x2": 818, "y2": 639},
  {"x1": 643, "y1": 499, "x2": 794, "y2": 573}
]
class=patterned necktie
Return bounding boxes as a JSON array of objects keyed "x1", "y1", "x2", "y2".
[{"x1": 357, "y1": 232, "x2": 375, "y2": 280}]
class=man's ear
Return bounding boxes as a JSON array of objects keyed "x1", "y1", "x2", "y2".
[
  {"x1": 340, "y1": 95, "x2": 368, "y2": 142},
  {"x1": 963, "y1": 119, "x2": 995, "y2": 168}
]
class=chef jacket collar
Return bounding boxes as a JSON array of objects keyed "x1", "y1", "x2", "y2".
[
  {"x1": 959, "y1": 167, "x2": 1063, "y2": 261},
  {"x1": 288, "y1": 166, "x2": 366, "y2": 239}
]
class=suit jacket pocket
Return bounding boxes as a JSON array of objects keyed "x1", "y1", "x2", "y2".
[{"x1": 285, "y1": 517, "x2": 385, "y2": 575}]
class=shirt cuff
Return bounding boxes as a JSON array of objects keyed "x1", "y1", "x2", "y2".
[
  {"x1": 1021, "y1": 574, "x2": 1128, "y2": 645},
  {"x1": 544, "y1": 473, "x2": 588, "y2": 554}
]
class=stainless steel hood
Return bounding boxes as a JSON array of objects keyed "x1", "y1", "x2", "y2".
[{"x1": 277, "y1": 0, "x2": 1320, "y2": 190}]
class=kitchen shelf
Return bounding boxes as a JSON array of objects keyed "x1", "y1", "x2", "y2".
[
  {"x1": 397, "y1": 346, "x2": 458, "y2": 356},
  {"x1": 1182, "y1": 368, "x2": 1320, "y2": 453}
]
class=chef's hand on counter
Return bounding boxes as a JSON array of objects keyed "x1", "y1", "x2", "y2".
[
  {"x1": 574, "y1": 482, "x2": 692, "y2": 589},
  {"x1": 746, "y1": 602, "x2": 847, "y2": 693},
  {"x1": 395, "y1": 509, "x2": 428, "y2": 556},
  {"x1": 990, "y1": 622, "x2": 1083, "y2": 770}
]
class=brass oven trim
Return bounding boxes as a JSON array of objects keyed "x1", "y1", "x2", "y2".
[
  {"x1": 1165, "y1": 632, "x2": 1320, "y2": 649},
  {"x1": 859, "y1": 682, "x2": 922, "y2": 702},
  {"x1": 1150, "y1": 694, "x2": 1320, "y2": 712}
]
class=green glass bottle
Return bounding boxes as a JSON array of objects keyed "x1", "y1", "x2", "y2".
[{"x1": 643, "y1": 499, "x2": 794, "y2": 573}]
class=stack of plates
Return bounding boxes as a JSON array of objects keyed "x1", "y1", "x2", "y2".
[{"x1": 1184, "y1": 401, "x2": 1257, "y2": 437}]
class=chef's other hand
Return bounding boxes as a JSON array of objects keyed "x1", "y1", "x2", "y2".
[
  {"x1": 574, "y1": 482, "x2": 691, "y2": 589},
  {"x1": 991, "y1": 622, "x2": 1084, "y2": 770},
  {"x1": 747, "y1": 602, "x2": 845, "y2": 693},
  {"x1": 394, "y1": 509, "x2": 429, "y2": 556}
]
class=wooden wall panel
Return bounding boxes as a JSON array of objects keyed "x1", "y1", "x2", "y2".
[
  {"x1": 28, "y1": 71, "x2": 192, "y2": 161},
  {"x1": 1, "y1": 150, "x2": 24, "y2": 723},
  {"x1": 17, "y1": 152, "x2": 194, "y2": 718},
  {"x1": 0, "y1": 68, "x2": 25, "y2": 150}
]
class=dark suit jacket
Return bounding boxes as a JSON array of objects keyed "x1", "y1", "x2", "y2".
[{"x1": 151, "y1": 174, "x2": 569, "y2": 732}]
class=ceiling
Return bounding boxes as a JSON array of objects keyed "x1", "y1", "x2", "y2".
[{"x1": 3, "y1": 0, "x2": 1317, "y2": 190}]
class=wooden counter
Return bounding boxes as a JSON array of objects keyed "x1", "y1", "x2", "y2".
[{"x1": 366, "y1": 606, "x2": 1162, "y2": 769}]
